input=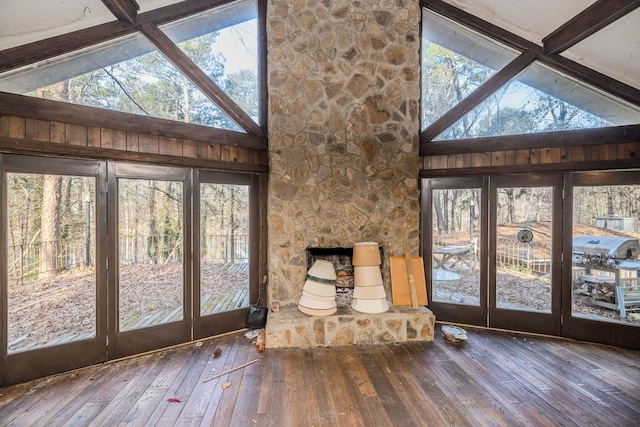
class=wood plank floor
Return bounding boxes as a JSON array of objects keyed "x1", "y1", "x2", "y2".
[{"x1": 1, "y1": 326, "x2": 639, "y2": 426}]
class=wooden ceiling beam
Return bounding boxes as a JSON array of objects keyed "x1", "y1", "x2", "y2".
[
  {"x1": 422, "y1": 0, "x2": 543, "y2": 55},
  {"x1": 421, "y1": 0, "x2": 640, "y2": 107},
  {"x1": 420, "y1": 51, "x2": 537, "y2": 142},
  {"x1": 101, "y1": 0, "x2": 140, "y2": 24},
  {"x1": 139, "y1": 23, "x2": 264, "y2": 137},
  {"x1": 423, "y1": 0, "x2": 640, "y2": 61},
  {"x1": 543, "y1": 0, "x2": 640, "y2": 55},
  {"x1": 0, "y1": 0, "x2": 235, "y2": 74},
  {"x1": 0, "y1": 91, "x2": 267, "y2": 150},
  {"x1": 0, "y1": 21, "x2": 136, "y2": 74},
  {"x1": 419, "y1": 123, "x2": 640, "y2": 157}
]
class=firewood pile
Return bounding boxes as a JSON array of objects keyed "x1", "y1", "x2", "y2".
[{"x1": 575, "y1": 281, "x2": 615, "y2": 303}]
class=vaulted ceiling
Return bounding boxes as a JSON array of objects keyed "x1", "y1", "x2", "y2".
[{"x1": 1, "y1": 0, "x2": 639, "y2": 96}]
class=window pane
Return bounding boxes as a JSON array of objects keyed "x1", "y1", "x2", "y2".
[
  {"x1": 431, "y1": 189, "x2": 481, "y2": 306},
  {"x1": 118, "y1": 179, "x2": 184, "y2": 332},
  {"x1": 200, "y1": 183, "x2": 250, "y2": 315},
  {"x1": 421, "y1": 9, "x2": 518, "y2": 130},
  {"x1": 161, "y1": 0, "x2": 259, "y2": 126},
  {"x1": 572, "y1": 185, "x2": 640, "y2": 326},
  {"x1": 0, "y1": 33, "x2": 241, "y2": 131},
  {"x1": 495, "y1": 186, "x2": 553, "y2": 313},
  {"x1": 7, "y1": 173, "x2": 96, "y2": 353},
  {"x1": 435, "y1": 61, "x2": 640, "y2": 140}
]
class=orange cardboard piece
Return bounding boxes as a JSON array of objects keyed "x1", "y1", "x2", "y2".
[{"x1": 390, "y1": 256, "x2": 428, "y2": 306}]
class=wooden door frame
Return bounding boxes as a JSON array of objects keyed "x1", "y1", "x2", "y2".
[
  {"x1": 562, "y1": 170, "x2": 640, "y2": 350},
  {"x1": 192, "y1": 169, "x2": 261, "y2": 340},
  {"x1": 488, "y1": 173, "x2": 563, "y2": 336},
  {"x1": 107, "y1": 162, "x2": 193, "y2": 359},
  {"x1": 422, "y1": 176, "x2": 489, "y2": 325},
  {"x1": 0, "y1": 154, "x2": 108, "y2": 386}
]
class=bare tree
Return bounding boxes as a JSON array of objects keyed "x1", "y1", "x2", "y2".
[{"x1": 39, "y1": 175, "x2": 62, "y2": 278}]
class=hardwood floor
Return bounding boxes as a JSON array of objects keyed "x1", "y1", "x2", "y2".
[{"x1": 1, "y1": 326, "x2": 639, "y2": 426}]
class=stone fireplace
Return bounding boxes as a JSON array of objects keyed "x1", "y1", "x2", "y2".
[{"x1": 265, "y1": 0, "x2": 434, "y2": 346}]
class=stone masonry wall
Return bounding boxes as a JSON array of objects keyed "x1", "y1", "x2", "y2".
[{"x1": 267, "y1": 0, "x2": 422, "y2": 305}]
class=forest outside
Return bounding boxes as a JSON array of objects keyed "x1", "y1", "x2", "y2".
[
  {"x1": 431, "y1": 184, "x2": 640, "y2": 326},
  {"x1": 5, "y1": 174, "x2": 250, "y2": 353}
]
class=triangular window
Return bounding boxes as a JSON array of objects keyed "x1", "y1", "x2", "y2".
[
  {"x1": 421, "y1": 9, "x2": 518, "y2": 130},
  {"x1": 0, "y1": 1, "x2": 260, "y2": 132},
  {"x1": 434, "y1": 61, "x2": 640, "y2": 140},
  {"x1": 160, "y1": 0, "x2": 259, "y2": 126}
]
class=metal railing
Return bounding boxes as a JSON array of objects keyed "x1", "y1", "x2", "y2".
[
  {"x1": 8, "y1": 237, "x2": 92, "y2": 285},
  {"x1": 433, "y1": 235, "x2": 551, "y2": 275}
]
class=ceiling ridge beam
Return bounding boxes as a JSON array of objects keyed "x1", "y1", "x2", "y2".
[
  {"x1": 420, "y1": 51, "x2": 537, "y2": 142},
  {"x1": 543, "y1": 0, "x2": 640, "y2": 55},
  {"x1": 139, "y1": 23, "x2": 264, "y2": 138}
]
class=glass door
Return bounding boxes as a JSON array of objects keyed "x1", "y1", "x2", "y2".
[
  {"x1": 1, "y1": 155, "x2": 106, "y2": 386},
  {"x1": 563, "y1": 171, "x2": 640, "y2": 349},
  {"x1": 423, "y1": 177, "x2": 487, "y2": 325},
  {"x1": 193, "y1": 171, "x2": 260, "y2": 339},
  {"x1": 108, "y1": 163, "x2": 191, "y2": 359},
  {"x1": 489, "y1": 174, "x2": 562, "y2": 335}
]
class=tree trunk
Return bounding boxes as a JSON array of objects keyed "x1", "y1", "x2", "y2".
[
  {"x1": 148, "y1": 181, "x2": 158, "y2": 264},
  {"x1": 39, "y1": 175, "x2": 62, "y2": 278},
  {"x1": 434, "y1": 192, "x2": 445, "y2": 235},
  {"x1": 230, "y1": 186, "x2": 236, "y2": 263},
  {"x1": 505, "y1": 188, "x2": 516, "y2": 224}
]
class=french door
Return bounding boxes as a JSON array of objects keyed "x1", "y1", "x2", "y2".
[
  {"x1": 424, "y1": 174, "x2": 562, "y2": 335},
  {"x1": 424, "y1": 177, "x2": 488, "y2": 325},
  {"x1": 193, "y1": 170, "x2": 260, "y2": 340},
  {"x1": 424, "y1": 172, "x2": 640, "y2": 348},
  {"x1": 489, "y1": 174, "x2": 562, "y2": 335},
  {"x1": 562, "y1": 170, "x2": 640, "y2": 349},
  {"x1": 107, "y1": 163, "x2": 192, "y2": 359},
  {"x1": 1, "y1": 155, "x2": 107, "y2": 385},
  {"x1": 1, "y1": 155, "x2": 261, "y2": 386}
]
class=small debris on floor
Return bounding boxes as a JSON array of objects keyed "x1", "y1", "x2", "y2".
[
  {"x1": 202, "y1": 359, "x2": 260, "y2": 383},
  {"x1": 195, "y1": 341, "x2": 203, "y2": 347},
  {"x1": 213, "y1": 347, "x2": 222, "y2": 358},
  {"x1": 167, "y1": 398, "x2": 181, "y2": 403},
  {"x1": 244, "y1": 330, "x2": 259, "y2": 339},
  {"x1": 222, "y1": 382, "x2": 232, "y2": 390},
  {"x1": 441, "y1": 325, "x2": 468, "y2": 344}
]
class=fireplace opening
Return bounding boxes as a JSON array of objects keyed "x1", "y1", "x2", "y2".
[
  {"x1": 305, "y1": 245, "x2": 385, "y2": 307},
  {"x1": 306, "y1": 247, "x2": 354, "y2": 306}
]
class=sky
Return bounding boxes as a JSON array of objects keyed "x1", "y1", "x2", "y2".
[{"x1": 212, "y1": 20, "x2": 257, "y2": 76}]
